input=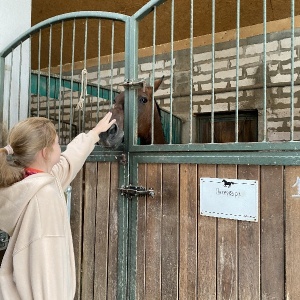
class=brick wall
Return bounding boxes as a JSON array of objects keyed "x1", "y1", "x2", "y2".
[
  {"x1": 32, "y1": 29, "x2": 300, "y2": 143},
  {"x1": 76, "y1": 29, "x2": 300, "y2": 142}
]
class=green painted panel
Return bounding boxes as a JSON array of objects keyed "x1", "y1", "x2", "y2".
[{"x1": 31, "y1": 72, "x2": 119, "y2": 100}]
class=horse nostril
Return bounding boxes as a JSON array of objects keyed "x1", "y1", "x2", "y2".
[{"x1": 108, "y1": 124, "x2": 117, "y2": 135}]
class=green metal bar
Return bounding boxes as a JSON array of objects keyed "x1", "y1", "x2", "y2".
[
  {"x1": 47, "y1": 24, "x2": 52, "y2": 119},
  {"x1": 0, "y1": 11, "x2": 129, "y2": 58},
  {"x1": 133, "y1": 0, "x2": 168, "y2": 21},
  {"x1": 169, "y1": 0, "x2": 175, "y2": 145},
  {"x1": 96, "y1": 19, "x2": 101, "y2": 123},
  {"x1": 235, "y1": 0, "x2": 240, "y2": 142},
  {"x1": 0, "y1": 56, "x2": 5, "y2": 144},
  {"x1": 129, "y1": 141, "x2": 300, "y2": 153},
  {"x1": 116, "y1": 15, "x2": 133, "y2": 300},
  {"x1": 17, "y1": 43, "x2": 22, "y2": 120},
  {"x1": 37, "y1": 29, "x2": 42, "y2": 115},
  {"x1": 132, "y1": 151, "x2": 300, "y2": 166},
  {"x1": 110, "y1": 21, "x2": 115, "y2": 108},
  {"x1": 70, "y1": 20, "x2": 75, "y2": 138},
  {"x1": 151, "y1": 6, "x2": 157, "y2": 145},
  {"x1": 58, "y1": 21, "x2": 64, "y2": 139},
  {"x1": 290, "y1": 0, "x2": 295, "y2": 141},
  {"x1": 189, "y1": 0, "x2": 194, "y2": 144},
  {"x1": 263, "y1": 0, "x2": 267, "y2": 141},
  {"x1": 211, "y1": 0, "x2": 216, "y2": 143}
]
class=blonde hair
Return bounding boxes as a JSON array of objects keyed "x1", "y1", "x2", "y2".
[{"x1": 0, "y1": 117, "x2": 57, "y2": 188}]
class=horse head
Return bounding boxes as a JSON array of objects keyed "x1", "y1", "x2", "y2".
[{"x1": 99, "y1": 76, "x2": 165, "y2": 148}]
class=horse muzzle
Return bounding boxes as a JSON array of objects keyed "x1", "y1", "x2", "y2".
[{"x1": 98, "y1": 123, "x2": 124, "y2": 149}]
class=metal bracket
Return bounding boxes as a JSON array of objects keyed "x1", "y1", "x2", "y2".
[
  {"x1": 120, "y1": 79, "x2": 146, "y2": 91},
  {"x1": 119, "y1": 185, "x2": 155, "y2": 199}
]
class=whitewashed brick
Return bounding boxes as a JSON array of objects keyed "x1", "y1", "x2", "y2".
[
  {"x1": 193, "y1": 94, "x2": 212, "y2": 103},
  {"x1": 270, "y1": 73, "x2": 297, "y2": 84},
  {"x1": 140, "y1": 60, "x2": 165, "y2": 71},
  {"x1": 283, "y1": 85, "x2": 300, "y2": 93},
  {"x1": 215, "y1": 91, "x2": 236, "y2": 100},
  {"x1": 267, "y1": 121, "x2": 284, "y2": 128},
  {"x1": 215, "y1": 68, "x2": 242, "y2": 79},
  {"x1": 268, "y1": 63, "x2": 279, "y2": 72},
  {"x1": 281, "y1": 60, "x2": 300, "y2": 70},
  {"x1": 155, "y1": 88, "x2": 170, "y2": 96},
  {"x1": 281, "y1": 37, "x2": 300, "y2": 49},
  {"x1": 267, "y1": 41, "x2": 280, "y2": 52},
  {"x1": 268, "y1": 131, "x2": 290, "y2": 142},
  {"x1": 215, "y1": 47, "x2": 242, "y2": 59},
  {"x1": 201, "y1": 60, "x2": 228, "y2": 72},
  {"x1": 193, "y1": 84, "x2": 199, "y2": 91},
  {"x1": 119, "y1": 67, "x2": 125, "y2": 75},
  {"x1": 245, "y1": 43, "x2": 263, "y2": 56},
  {"x1": 194, "y1": 52, "x2": 212, "y2": 63},
  {"x1": 194, "y1": 73, "x2": 212, "y2": 82},
  {"x1": 231, "y1": 56, "x2": 260, "y2": 67},
  {"x1": 246, "y1": 66, "x2": 259, "y2": 76},
  {"x1": 193, "y1": 105, "x2": 199, "y2": 113},
  {"x1": 273, "y1": 97, "x2": 291, "y2": 105},
  {"x1": 273, "y1": 108, "x2": 292, "y2": 118},
  {"x1": 201, "y1": 81, "x2": 227, "y2": 91},
  {"x1": 112, "y1": 76, "x2": 125, "y2": 85},
  {"x1": 165, "y1": 59, "x2": 176, "y2": 68},
  {"x1": 230, "y1": 77, "x2": 256, "y2": 87},
  {"x1": 267, "y1": 50, "x2": 297, "y2": 62},
  {"x1": 100, "y1": 68, "x2": 118, "y2": 78}
]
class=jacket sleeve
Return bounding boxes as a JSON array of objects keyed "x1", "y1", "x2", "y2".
[{"x1": 51, "y1": 130, "x2": 99, "y2": 191}]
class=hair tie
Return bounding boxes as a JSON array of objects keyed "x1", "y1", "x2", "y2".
[{"x1": 4, "y1": 145, "x2": 14, "y2": 155}]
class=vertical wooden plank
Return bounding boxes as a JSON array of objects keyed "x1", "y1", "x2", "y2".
[
  {"x1": 216, "y1": 165, "x2": 238, "y2": 300},
  {"x1": 107, "y1": 162, "x2": 119, "y2": 299},
  {"x1": 94, "y1": 162, "x2": 110, "y2": 300},
  {"x1": 136, "y1": 164, "x2": 147, "y2": 300},
  {"x1": 161, "y1": 164, "x2": 179, "y2": 300},
  {"x1": 145, "y1": 163, "x2": 162, "y2": 300},
  {"x1": 238, "y1": 165, "x2": 260, "y2": 300},
  {"x1": 70, "y1": 169, "x2": 83, "y2": 300},
  {"x1": 260, "y1": 165, "x2": 284, "y2": 299},
  {"x1": 198, "y1": 165, "x2": 217, "y2": 299},
  {"x1": 179, "y1": 164, "x2": 198, "y2": 299},
  {"x1": 286, "y1": 166, "x2": 300, "y2": 299},
  {"x1": 81, "y1": 162, "x2": 97, "y2": 299}
]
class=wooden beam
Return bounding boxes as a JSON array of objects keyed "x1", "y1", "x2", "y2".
[{"x1": 46, "y1": 15, "x2": 300, "y2": 74}]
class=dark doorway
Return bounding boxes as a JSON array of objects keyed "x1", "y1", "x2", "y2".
[{"x1": 196, "y1": 110, "x2": 258, "y2": 143}]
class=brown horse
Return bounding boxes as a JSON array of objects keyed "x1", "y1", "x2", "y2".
[{"x1": 99, "y1": 77, "x2": 165, "y2": 148}]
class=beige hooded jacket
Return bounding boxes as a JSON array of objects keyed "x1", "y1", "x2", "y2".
[{"x1": 0, "y1": 130, "x2": 99, "y2": 300}]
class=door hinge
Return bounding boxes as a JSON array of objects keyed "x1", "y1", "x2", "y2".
[{"x1": 119, "y1": 185, "x2": 155, "y2": 199}]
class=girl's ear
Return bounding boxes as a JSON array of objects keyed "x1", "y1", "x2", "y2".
[{"x1": 41, "y1": 147, "x2": 48, "y2": 160}]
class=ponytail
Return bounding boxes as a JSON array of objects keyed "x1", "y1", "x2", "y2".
[
  {"x1": 0, "y1": 116, "x2": 56, "y2": 188},
  {"x1": 0, "y1": 148, "x2": 24, "y2": 188}
]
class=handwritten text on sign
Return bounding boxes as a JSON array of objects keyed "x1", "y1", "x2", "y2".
[{"x1": 200, "y1": 178, "x2": 258, "y2": 222}]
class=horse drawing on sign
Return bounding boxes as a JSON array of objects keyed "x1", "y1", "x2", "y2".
[{"x1": 99, "y1": 77, "x2": 165, "y2": 148}]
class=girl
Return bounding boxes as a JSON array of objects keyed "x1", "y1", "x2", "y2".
[{"x1": 0, "y1": 112, "x2": 115, "y2": 300}]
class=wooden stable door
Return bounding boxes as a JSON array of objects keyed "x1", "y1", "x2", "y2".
[{"x1": 135, "y1": 163, "x2": 300, "y2": 299}]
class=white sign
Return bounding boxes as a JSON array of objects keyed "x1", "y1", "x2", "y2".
[{"x1": 200, "y1": 177, "x2": 258, "y2": 222}]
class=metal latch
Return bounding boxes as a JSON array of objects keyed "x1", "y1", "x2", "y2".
[{"x1": 119, "y1": 185, "x2": 155, "y2": 199}]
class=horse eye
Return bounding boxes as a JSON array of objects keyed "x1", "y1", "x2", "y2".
[{"x1": 139, "y1": 97, "x2": 148, "y2": 104}]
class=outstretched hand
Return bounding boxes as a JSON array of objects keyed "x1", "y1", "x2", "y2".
[{"x1": 92, "y1": 112, "x2": 116, "y2": 135}]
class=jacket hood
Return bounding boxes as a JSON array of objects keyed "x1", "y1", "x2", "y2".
[{"x1": 0, "y1": 174, "x2": 56, "y2": 236}]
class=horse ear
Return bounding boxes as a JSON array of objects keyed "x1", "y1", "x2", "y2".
[{"x1": 153, "y1": 76, "x2": 164, "y2": 92}]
